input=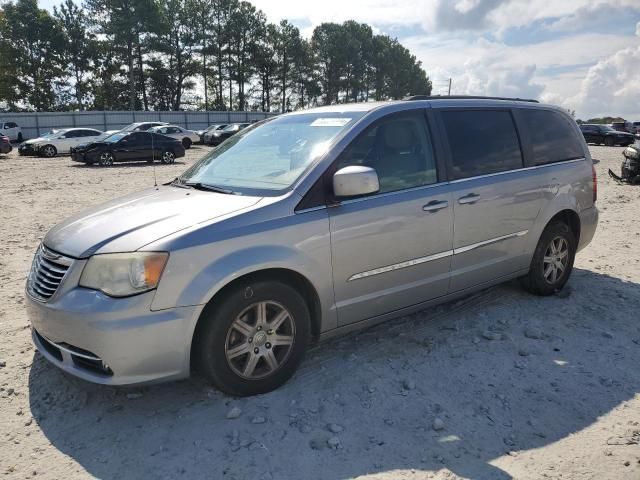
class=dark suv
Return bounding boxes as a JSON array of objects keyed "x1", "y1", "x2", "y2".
[{"x1": 579, "y1": 124, "x2": 634, "y2": 146}]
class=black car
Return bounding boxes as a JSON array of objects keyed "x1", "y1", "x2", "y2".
[
  {"x1": 579, "y1": 124, "x2": 634, "y2": 146},
  {"x1": 198, "y1": 123, "x2": 229, "y2": 145},
  {"x1": 70, "y1": 131, "x2": 186, "y2": 166},
  {"x1": 0, "y1": 134, "x2": 12, "y2": 154},
  {"x1": 206, "y1": 123, "x2": 250, "y2": 146}
]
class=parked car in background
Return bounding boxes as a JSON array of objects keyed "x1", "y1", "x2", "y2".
[
  {"x1": 0, "y1": 121, "x2": 22, "y2": 142},
  {"x1": 0, "y1": 134, "x2": 12, "y2": 154},
  {"x1": 206, "y1": 122, "x2": 250, "y2": 146},
  {"x1": 26, "y1": 97, "x2": 598, "y2": 396},
  {"x1": 33, "y1": 128, "x2": 106, "y2": 158},
  {"x1": 610, "y1": 122, "x2": 627, "y2": 132},
  {"x1": 197, "y1": 124, "x2": 228, "y2": 144},
  {"x1": 70, "y1": 131, "x2": 185, "y2": 166},
  {"x1": 104, "y1": 121, "x2": 169, "y2": 136},
  {"x1": 148, "y1": 125, "x2": 200, "y2": 149},
  {"x1": 202, "y1": 124, "x2": 229, "y2": 144},
  {"x1": 18, "y1": 130, "x2": 63, "y2": 156},
  {"x1": 579, "y1": 124, "x2": 635, "y2": 146},
  {"x1": 629, "y1": 121, "x2": 640, "y2": 135}
]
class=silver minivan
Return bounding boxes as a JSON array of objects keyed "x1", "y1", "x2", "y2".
[{"x1": 26, "y1": 97, "x2": 598, "y2": 396}]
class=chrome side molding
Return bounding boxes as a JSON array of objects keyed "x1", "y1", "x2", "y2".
[{"x1": 347, "y1": 230, "x2": 528, "y2": 281}]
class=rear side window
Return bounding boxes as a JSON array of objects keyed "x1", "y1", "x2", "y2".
[
  {"x1": 519, "y1": 109, "x2": 584, "y2": 165},
  {"x1": 441, "y1": 110, "x2": 523, "y2": 180}
]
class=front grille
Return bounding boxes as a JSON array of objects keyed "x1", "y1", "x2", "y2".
[{"x1": 27, "y1": 245, "x2": 73, "y2": 302}]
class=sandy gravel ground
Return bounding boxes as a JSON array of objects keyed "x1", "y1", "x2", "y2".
[{"x1": 0, "y1": 144, "x2": 639, "y2": 480}]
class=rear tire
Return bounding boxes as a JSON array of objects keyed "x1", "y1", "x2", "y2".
[
  {"x1": 161, "y1": 150, "x2": 175, "y2": 164},
  {"x1": 182, "y1": 138, "x2": 192, "y2": 149},
  {"x1": 17, "y1": 133, "x2": 23, "y2": 142},
  {"x1": 521, "y1": 221, "x2": 576, "y2": 296},
  {"x1": 195, "y1": 281, "x2": 310, "y2": 396},
  {"x1": 604, "y1": 136, "x2": 614, "y2": 147}
]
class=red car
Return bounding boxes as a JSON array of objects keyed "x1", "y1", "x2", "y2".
[{"x1": 0, "y1": 134, "x2": 12, "y2": 154}]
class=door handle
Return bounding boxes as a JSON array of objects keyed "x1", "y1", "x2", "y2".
[
  {"x1": 458, "y1": 193, "x2": 480, "y2": 204},
  {"x1": 422, "y1": 200, "x2": 449, "y2": 212}
]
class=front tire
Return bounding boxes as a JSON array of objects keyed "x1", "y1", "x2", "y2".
[
  {"x1": 98, "y1": 151, "x2": 115, "y2": 167},
  {"x1": 521, "y1": 221, "x2": 576, "y2": 296},
  {"x1": 17, "y1": 133, "x2": 23, "y2": 142},
  {"x1": 182, "y1": 138, "x2": 192, "y2": 149},
  {"x1": 195, "y1": 281, "x2": 311, "y2": 396},
  {"x1": 40, "y1": 145, "x2": 57, "y2": 158}
]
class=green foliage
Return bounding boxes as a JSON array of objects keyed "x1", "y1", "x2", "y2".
[
  {"x1": 0, "y1": 0, "x2": 65, "y2": 111},
  {"x1": 577, "y1": 116, "x2": 626, "y2": 125},
  {"x1": 0, "y1": 0, "x2": 432, "y2": 112}
]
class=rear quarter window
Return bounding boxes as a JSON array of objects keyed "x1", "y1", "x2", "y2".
[
  {"x1": 441, "y1": 109, "x2": 523, "y2": 180},
  {"x1": 519, "y1": 109, "x2": 584, "y2": 165}
]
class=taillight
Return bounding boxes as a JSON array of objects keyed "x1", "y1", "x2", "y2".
[
  {"x1": 592, "y1": 164, "x2": 597, "y2": 203},
  {"x1": 0, "y1": 137, "x2": 8, "y2": 143}
]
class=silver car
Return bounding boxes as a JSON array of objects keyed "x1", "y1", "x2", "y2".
[{"x1": 26, "y1": 97, "x2": 598, "y2": 396}]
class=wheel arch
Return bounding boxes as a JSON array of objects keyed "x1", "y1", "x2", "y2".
[
  {"x1": 189, "y1": 267, "x2": 322, "y2": 371},
  {"x1": 547, "y1": 208, "x2": 581, "y2": 243}
]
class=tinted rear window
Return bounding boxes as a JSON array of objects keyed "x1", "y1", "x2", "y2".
[
  {"x1": 519, "y1": 109, "x2": 584, "y2": 165},
  {"x1": 441, "y1": 110, "x2": 523, "y2": 180}
]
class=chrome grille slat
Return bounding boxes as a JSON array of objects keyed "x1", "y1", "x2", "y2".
[
  {"x1": 27, "y1": 245, "x2": 73, "y2": 302},
  {"x1": 34, "y1": 272, "x2": 59, "y2": 288},
  {"x1": 38, "y1": 258, "x2": 68, "y2": 275}
]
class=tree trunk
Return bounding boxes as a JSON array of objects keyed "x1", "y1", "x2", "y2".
[
  {"x1": 128, "y1": 40, "x2": 135, "y2": 110},
  {"x1": 75, "y1": 65, "x2": 83, "y2": 109},
  {"x1": 136, "y1": 39, "x2": 148, "y2": 110}
]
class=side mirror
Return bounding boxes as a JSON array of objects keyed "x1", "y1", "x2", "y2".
[{"x1": 333, "y1": 166, "x2": 380, "y2": 198}]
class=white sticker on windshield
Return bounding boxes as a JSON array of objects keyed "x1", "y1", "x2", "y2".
[{"x1": 310, "y1": 118, "x2": 352, "y2": 127}]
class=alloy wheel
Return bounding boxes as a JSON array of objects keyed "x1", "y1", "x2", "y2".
[
  {"x1": 43, "y1": 146, "x2": 55, "y2": 157},
  {"x1": 543, "y1": 236, "x2": 569, "y2": 284},
  {"x1": 224, "y1": 301, "x2": 296, "y2": 379},
  {"x1": 99, "y1": 152, "x2": 114, "y2": 166},
  {"x1": 162, "y1": 151, "x2": 175, "y2": 164}
]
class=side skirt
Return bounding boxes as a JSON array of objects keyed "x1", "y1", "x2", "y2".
[{"x1": 318, "y1": 268, "x2": 529, "y2": 342}]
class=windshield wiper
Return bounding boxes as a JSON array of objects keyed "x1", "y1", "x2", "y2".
[{"x1": 184, "y1": 182, "x2": 235, "y2": 195}]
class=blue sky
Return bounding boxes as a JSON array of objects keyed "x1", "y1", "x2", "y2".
[{"x1": 39, "y1": 0, "x2": 640, "y2": 119}]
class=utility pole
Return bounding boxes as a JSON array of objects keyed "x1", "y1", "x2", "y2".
[{"x1": 448, "y1": 78, "x2": 452, "y2": 96}]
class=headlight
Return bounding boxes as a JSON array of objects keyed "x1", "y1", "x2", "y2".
[{"x1": 79, "y1": 252, "x2": 169, "y2": 297}]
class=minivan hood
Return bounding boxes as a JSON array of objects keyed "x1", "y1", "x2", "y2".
[{"x1": 44, "y1": 186, "x2": 262, "y2": 258}]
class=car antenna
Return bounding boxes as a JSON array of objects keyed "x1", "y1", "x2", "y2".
[{"x1": 151, "y1": 131, "x2": 158, "y2": 188}]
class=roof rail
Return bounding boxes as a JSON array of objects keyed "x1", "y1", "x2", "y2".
[{"x1": 403, "y1": 95, "x2": 539, "y2": 103}]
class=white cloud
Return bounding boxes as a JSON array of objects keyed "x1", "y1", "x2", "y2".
[
  {"x1": 403, "y1": 31, "x2": 640, "y2": 117},
  {"x1": 568, "y1": 43, "x2": 640, "y2": 119},
  {"x1": 251, "y1": 0, "x2": 639, "y2": 34}
]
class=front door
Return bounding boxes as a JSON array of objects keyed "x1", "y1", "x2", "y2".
[
  {"x1": 328, "y1": 110, "x2": 453, "y2": 326},
  {"x1": 437, "y1": 108, "x2": 543, "y2": 292}
]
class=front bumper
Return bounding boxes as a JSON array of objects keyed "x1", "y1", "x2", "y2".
[
  {"x1": 26, "y1": 284, "x2": 202, "y2": 385},
  {"x1": 18, "y1": 144, "x2": 35, "y2": 155},
  {"x1": 577, "y1": 205, "x2": 598, "y2": 252},
  {"x1": 70, "y1": 150, "x2": 96, "y2": 163}
]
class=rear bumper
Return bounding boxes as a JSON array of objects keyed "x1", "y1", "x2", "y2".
[
  {"x1": 26, "y1": 287, "x2": 202, "y2": 385},
  {"x1": 577, "y1": 205, "x2": 598, "y2": 252}
]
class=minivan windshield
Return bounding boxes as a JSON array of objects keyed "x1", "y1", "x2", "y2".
[{"x1": 177, "y1": 112, "x2": 364, "y2": 196}]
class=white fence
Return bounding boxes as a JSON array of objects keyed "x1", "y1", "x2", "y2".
[{"x1": 0, "y1": 110, "x2": 279, "y2": 140}]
